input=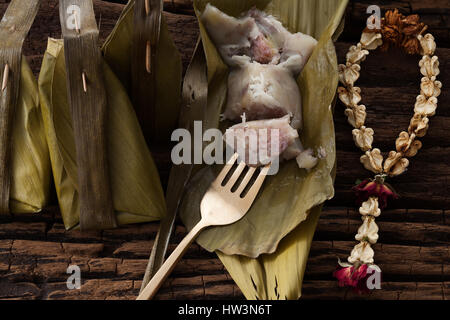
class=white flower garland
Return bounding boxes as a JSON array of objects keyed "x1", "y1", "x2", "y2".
[{"x1": 337, "y1": 29, "x2": 441, "y2": 271}]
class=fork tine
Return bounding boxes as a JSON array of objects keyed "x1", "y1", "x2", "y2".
[
  {"x1": 225, "y1": 161, "x2": 246, "y2": 189},
  {"x1": 242, "y1": 164, "x2": 270, "y2": 202},
  {"x1": 235, "y1": 166, "x2": 256, "y2": 195},
  {"x1": 214, "y1": 153, "x2": 238, "y2": 185}
]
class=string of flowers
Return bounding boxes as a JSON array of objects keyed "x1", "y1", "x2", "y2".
[{"x1": 334, "y1": 9, "x2": 442, "y2": 293}]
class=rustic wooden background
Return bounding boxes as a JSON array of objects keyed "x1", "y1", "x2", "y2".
[{"x1": 0, "y1": 0, "x2": 449, "y2": 300}]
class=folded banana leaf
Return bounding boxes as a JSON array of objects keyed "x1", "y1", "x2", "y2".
[
  {"x1": 38, "y1": 39, "x2": 166, "y2": 230},
  {"x1": 0, "y1": 0, "x2": 50, "y2": 215},
  {"x1": 101, "y1": 0, "x2": 183, "y2": 285},
  {"x1": 6, "y1": 58, "x2": 51, "y2": 214},
  {"x1": 102, "y1": 0, "x2": 182, "y2": 142},
  {"x1": 179, "y1": 0, "x2": 348, "y2": 299}
]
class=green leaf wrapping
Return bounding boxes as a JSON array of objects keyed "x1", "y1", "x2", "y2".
[
  {"x1": 8, "y1": 58, "x2": 51, "y2": 214},
  {"x1": 102, "y1": 0, "x2": 182, "y2": 142},
  {"x1": 0, "y1": 0, "x2": 49, "y2": 214},
  {"x1": 38, "y1": 39, "x2": 166, "y2": 230}
]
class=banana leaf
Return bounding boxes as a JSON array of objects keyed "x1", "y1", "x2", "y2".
[
  {"x1": 0, "y1": 0, "x2": 49, "y2": 214},
  {"x1": 38, "y1": 38, "x2": 166, "y2": 230},
  {"x1": 179, "y1": 0, "x2": 348, "y2": 299},
  {"x1": 7, "y1": 58, "x2": 51, "y2": 214},
  {"x1": 101, "y1": 0, "x2": 182, "y2": 142},
  {"x1": 101, "y1": 0, "x2": 183, "y2": 285}
]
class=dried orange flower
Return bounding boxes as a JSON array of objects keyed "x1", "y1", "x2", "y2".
[
  {"x1": 379, "y1": 9, "x2": 428, "y2": 55},
  {"x1": 401, "y1": 14, "x2": 425, "y2": 36}
]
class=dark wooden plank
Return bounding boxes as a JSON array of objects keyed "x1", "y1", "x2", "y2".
[{"x1": 0, "y1": 207, "x2": 448, "y2": 299}]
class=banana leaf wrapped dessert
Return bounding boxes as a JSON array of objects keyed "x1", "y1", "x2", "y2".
[
  {"x1": 102, "y1": 0, "x2": 182, "y2": 143},
  {"x1": 0, "y1": 0, "x2": 50, "y2": 215},
  {"x1": 179, "y1": 0, "x2": 348, "y2": 300},
  {"x1": 202, "y1": 4, "x2": 319, "y2": 168},
  {"x1": 1, "y1": 58, "x2": 51, "y2": 214},
  {"x1": 38, "y1": 0, "x2": 182, "y2": 230},
  {"x1": 39, "y1": 39, "x2": 166, "y2": 230}
]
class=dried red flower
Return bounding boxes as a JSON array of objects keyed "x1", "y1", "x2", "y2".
[
  {"x1": 333, "y1": 264, "x2": 370, "y2": 294},
  {"x1": 352, "y1": 179, "x2": 398, "y2": 209}
]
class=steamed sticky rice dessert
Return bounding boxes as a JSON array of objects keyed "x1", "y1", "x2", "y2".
[
  {"x1": 224, "y1": 115, "x2": 304, "y2": 167},
  {"x1": 201, "y1": 4, "x2": 319, "y2": 169},
  {"x1": 202, "y1": 4, "x2": 317, "y2": 129},
  {"x1": 226, "y1": 61, "x2": 303, "y2": 129}
]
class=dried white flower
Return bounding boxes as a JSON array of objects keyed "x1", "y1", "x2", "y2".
[
  {"x1": 419, "y1": 55, "x2": 440, "y2": 77},
  {"x1": 360, "y1": 148, "x2": 383, "y2": 173},
  {"x1": 359, "y1": 197, "x2": 381, "y2": 217},
  {"x1": 384, "y1": 151, "x2": 409, "y2": 177},
  {"x1": 418, "y1": 33, "x2": 436, "y2": 56},
  {"x1": 409, "y1": 114, "x2": 429, "y2": 137},
  {"x1": 352, "y1": 126, "x2": 374, "y2": 151},
  {"x1": 360, "y1": 32, "x2": 382, "y2": 50},
  {"x1": 395, "y1": 131, "x2": 413, "y2": 153},
  {"x1": 345, "y1": 105, "x2": 366, "y2": 128},
  {"x1": 404, "y1": 140, "x2": 422, "y2": 158},
  {"x1": 338, "y1": 86, "x2": 361, "y2": 107},
  {"x1": 414, "y1": 94, "x2": 438, "y2": 116},
  {"x1": 346, "y1": 43, "x2": 369, "y2": 64},
  {"x1": 420, "y1": 76, "x2": 442, "y2": 98},
  {"x1": 348, "y1": 242, "x2": 374, "y2": 264},
  {"x1": 383, "y1": 151, "x2": 401, "y2": 173},
  {"x1": 355, "y1": 217, "x2": 379, "y2": 244},
  {"x1": 339, "y1": 62, "x2": 361, "y2": 87},
  {"x1": 396, "y1": 131, "x2": 422, "y2": 157}
]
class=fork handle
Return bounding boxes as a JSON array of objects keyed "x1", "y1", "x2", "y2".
[{"x1": 136, "y1": 220, "x2": 208, "y2": 300}]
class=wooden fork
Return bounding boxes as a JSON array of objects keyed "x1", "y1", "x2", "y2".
[{"x1": 137, "y1": 153, "x2": 270, "y2": 300}]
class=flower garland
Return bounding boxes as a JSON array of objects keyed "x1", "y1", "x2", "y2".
[{"x1": 334, "y1": 9, "x2": 442, "y2": 293}]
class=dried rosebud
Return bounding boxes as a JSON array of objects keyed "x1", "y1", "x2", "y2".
[
  {"x1": 353, "y1": 179, "x2": 398, "y2": 209},
  {"x1": 333, "y1": 264, "x2": 371, "y2": 294}
]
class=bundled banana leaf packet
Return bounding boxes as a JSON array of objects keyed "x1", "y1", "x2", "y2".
[
  {"x1": 38, "y1": 38, "x2": 166, "y2": 230},
  {"x1": 102, "y1": 0, "x2": 182, "y2": 142},
  {"x1": 0, "y1": 0, "x2": 50, "y2": 215},
  {"x1": 2, "y1": 58, "x2": 51, "y2": 214},
  {"x1": 179, "y1": 0, "x2": 348, "y2": 299}
]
